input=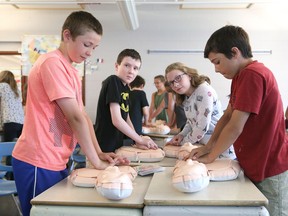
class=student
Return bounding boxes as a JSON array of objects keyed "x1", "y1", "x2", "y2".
[
  {"x1": 94, "y1": 49, "x2": 158, "y2": 152},
  {"x1": 0, "y1": 70, "x2": 24, "y2": 142},
  {"x1": 0, "y1": 70, "x2": 24, "y2": 180},
  {"x1": 12, "y1": 11, "x2": 128, "y2": 216},
  {"x1": 152, "y1": 81, "x2": 176, "y2": 128},
  {"x1": 188, "y1": 25, "x2": 288, "y2": 215},
  {"x1": 129, "y1": 75, "x2": 150, "y2": 135},
  {"x1": 149, "y1": 75, "x2": 168, "y2": 123},
  {"x1": 165, "y1": 62, "x2": 235, "y2": 159},
  {"x1": 173, "y1": 105, "x2": 186, "y2": 131}
]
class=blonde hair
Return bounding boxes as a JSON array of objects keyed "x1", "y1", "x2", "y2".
[
  {"x1": 165, "y1": 62, "x2": 210, "y2": 104},
  {"x1": 0, "y1": 70, "x2": 19, "y2": 97}
]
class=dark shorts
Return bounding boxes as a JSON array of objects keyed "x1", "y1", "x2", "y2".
[{"x1": 12, "y1": 157, "x2": 68, "y2": 216}]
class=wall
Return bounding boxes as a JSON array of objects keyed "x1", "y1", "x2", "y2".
[{"x1": 0, "y1": 3, "x2": 287, "y2": 122}]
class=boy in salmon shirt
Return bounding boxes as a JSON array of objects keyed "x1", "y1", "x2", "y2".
[{"x1": 12, "y1": 11, "x2": 128, "y2": 216}]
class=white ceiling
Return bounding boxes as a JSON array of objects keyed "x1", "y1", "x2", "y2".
[
  {"x1": 0, "y1": 0, "x2": 286, "y2": 70},
  {"x1": 0, "y1": 0, "x2": 273, "y2": 10}
]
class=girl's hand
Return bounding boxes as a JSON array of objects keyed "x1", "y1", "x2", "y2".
[{"x1": 166, "y1": 134, "x2": 183, "y2": 146}]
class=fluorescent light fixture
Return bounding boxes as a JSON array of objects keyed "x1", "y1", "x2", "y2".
[
  {"x1": 147, "y1": 49, "x2": 272, "y2": 54},
  {"x1": 12, "y1": 4, "x2": 83, "y2": 9},
  {"x1": 180, "y1": 0, "x2": 254, "y2": 9},
  {"x1": 0, "y1": 0, "x2": 84, "y2": 9},
  {"x1": 117, "y1": 0, "x2": 139, "y2": 31},
  {"x1": 147, "y1": 49, "x2": 203, "y2": 54}
]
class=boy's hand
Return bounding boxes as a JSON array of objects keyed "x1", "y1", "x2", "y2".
[
  {"x1": 136, "y1": 136, "x2": 158, "y2": 150},
  {"x1": 98, "y1": 152, "x2": 128, "y2": 165},
  {"x1": 186, "y1": 152, "x2": 215, "y2": 164},
  {"x1": 144, "y1": 122, "x2": 152, "y2": 127},
  {"x1": 98, "y1": 152, "x2": 116, "y2": 164},
  {"x1": 94, "y1": 160, "x2": 111, "y2": 170},
  {"x1": 184, "y1": 145, "x2": 212, "y2": 163},
  {"x1": 114, "y1": 156, "x2": 130, "y2": 166}
]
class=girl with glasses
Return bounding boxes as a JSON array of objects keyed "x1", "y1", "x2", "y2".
[{"x1": 165, "y1": 62, "x2": 235, "y2": 159}]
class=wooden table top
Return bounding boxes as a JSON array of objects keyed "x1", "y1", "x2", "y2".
[
  {"x1": 31, "y1": 174, "x2": 152, "y2": 208},
  {"x1": 144, "y1": 167, "x2": 268, "y2": 206},
  {"x1": 31, "y1": 163, "x2": 268, "y2": 209}
]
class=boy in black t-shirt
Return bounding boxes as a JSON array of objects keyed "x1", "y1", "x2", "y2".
[
  {"x1": 94, "y1": 49, "x2": 157, "y2": 152},
  {"x1": 129, "y1": 75, "x2": 150, "y2": 135}
]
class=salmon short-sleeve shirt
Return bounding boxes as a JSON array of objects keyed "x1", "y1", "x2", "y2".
[{"x1": 13, "y1": 50, "x2": 83, "y2": 171}]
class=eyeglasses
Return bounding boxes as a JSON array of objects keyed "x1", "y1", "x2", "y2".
[{"x1": 167, "y1": 73, "x2": 186, "y2": 87}]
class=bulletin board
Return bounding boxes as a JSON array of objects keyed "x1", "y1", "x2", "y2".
[
  {"x1": 21, "y1": 35, "x2": 61, "y2": 76},
  {"x1": 20, "y1": 35, "x2": 85, "y2": 104}
]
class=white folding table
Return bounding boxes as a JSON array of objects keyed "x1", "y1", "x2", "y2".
[
  {"x1": 30, "y1": 174, "x2": 152, "y2": 216},
  {"x1": 144, "y1": 167, "x2": 269, "y2": 216}
]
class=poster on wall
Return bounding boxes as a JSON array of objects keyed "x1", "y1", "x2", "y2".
[
  {"x1": 21, "y1": 35, "x2": 84, "y2": 76},
  {"x1": 21, "y1": 35, "x2": 61, "y2": 75}
]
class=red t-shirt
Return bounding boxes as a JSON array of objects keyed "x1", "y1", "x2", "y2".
[{"x1": 230, "y1": 61, "x2": 288, "y2": 182}]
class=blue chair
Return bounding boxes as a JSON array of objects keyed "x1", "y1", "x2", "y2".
[{"x1": 0, "y1": 142, "x2": 22, "y2": 215}]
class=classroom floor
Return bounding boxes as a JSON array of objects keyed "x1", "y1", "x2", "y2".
[{"x1": 0, "y1": 194, "x2": 22, "y2": 216}]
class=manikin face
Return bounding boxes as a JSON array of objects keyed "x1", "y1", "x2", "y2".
[
  {"x1": 166, "y1": 69, "x2": 192, "y2": 96},
  {"x1": 64, "y1": 29, "x2": 102, "y2": 64},
  {"x1": 208, "y1": 52, "x2": 239, "y2": 79},
  {"x1": 115, "y1": 56, "x2": 141, "y2": 85}
]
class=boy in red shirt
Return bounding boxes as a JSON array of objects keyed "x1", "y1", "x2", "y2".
[{"x1": 188, "y1": 25, "x2": 288, "y2": 215}]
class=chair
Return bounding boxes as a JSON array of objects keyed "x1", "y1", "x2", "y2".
[
  {"x1": 68, "y1": 144, "x2": 86, "y2": 174},
  {"x1": 0, "y1": 141, "x2": 22, "y2": 216}
]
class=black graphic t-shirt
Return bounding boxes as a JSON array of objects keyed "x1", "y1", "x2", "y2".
[
  {"x1": 129, "y1": 89, "x2": 149, "y2": 135},
  {"x1": 94, "y1": 75, "x2": 130, "y2": 152}
]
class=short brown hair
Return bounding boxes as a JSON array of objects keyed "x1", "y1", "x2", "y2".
[
  {"x1": 61, "y1": 11, "x2": 103, "y2": 41},
  {"x1": 130, "y1": 75, "x2": 145, "y2": 88},
  {"x1": 154, "y1": 75, "x2": 165, "y2": 83},
  {"x1": 204, "y1": 25, "x2": 253, "y2": 59}
]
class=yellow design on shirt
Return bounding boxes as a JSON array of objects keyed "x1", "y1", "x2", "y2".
[
  {"x1": 121, "y1": 92, "x2": 129, "y2": 100},
  {"x1": 120, "y1": 92, "x2": 129, "y2": 112}
]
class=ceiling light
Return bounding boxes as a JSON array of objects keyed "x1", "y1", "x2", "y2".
[
  {"x1": 180, "y1": 0, "x2": 255, "y2": 9},
  {"x1": 117, "y1": 0, "x2": 139, "y2": 31}
]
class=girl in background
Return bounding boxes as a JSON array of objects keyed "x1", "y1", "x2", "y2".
[
  {"x1": 0, "y1": 70, "x2": 24, "y2": 142},
  {"x1": 0, "y1": 70, "x2": 24, "y2": 180},
  {"x1": 149, "y1": 75, "x2": 168, "y2": 123}
]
